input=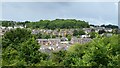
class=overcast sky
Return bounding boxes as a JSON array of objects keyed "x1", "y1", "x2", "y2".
[
  {"x1": 1, "y1": 0, "x2": 119, "y2": 2},
  {"x1": 1, "y1": 2, "x2": 118, "y2": 25}
]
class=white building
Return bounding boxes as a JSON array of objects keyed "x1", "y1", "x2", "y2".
[{"x1": 81, "y1": 35, "x2": 90, "y2": 38}]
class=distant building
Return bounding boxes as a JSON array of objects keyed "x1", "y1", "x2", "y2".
[
  {"x1": 71, "y1": 37, "x2": 92, "y2": 44},
  {"x1": 37, "y1": 37, "x2": 93, "y2": 53},
  {"x1": 94, "y1": 27, "x2": 105, "y2": 33},
  {"x1": 7, "y1": 27, "x2": 13, "y2": 30},
  {"x1": 32, "y1": 29, "x2": 40, "y2": 34},
  {"x1": 83, "y1": 28, "x2": 92, "y2": 34},
  {"x1": 37, "y1": 39, "x2": 60, "y2": 46},
  {"x1": 14, "y1": 25, "x2": 24, "y2": 29},
  {"x1": 104, "y1": 33, "x2": 113, "y2": 37},
  {"x1": 81, "y1": 35, "x2": 90, "y2": 38},
  {"x1": 61, "y1": 37, "x2": 68, "y2": 41},
  {"x1": 105, "y1": 28, "x2": 113, "y2": 33}
]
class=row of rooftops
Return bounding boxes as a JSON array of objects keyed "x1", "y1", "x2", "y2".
[
  {"x1": 37, "y1": 37, "x2": 92, "y2": 53},
  {"x1": 0, "y1": 25, "x2": 114, "y2": 36},
  {"x1": 37, "y1": 37, "x2": 92, "y2": 45},
  {"x1": 32, "y1": 27, "x2": 113, "y2": 35}
]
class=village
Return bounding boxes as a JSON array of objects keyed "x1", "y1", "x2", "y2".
[
  {"x1": 0, "y1": 25, "x2": 116, "y2": 53},
  {"x1": 1, "y1": 1, "x2": 120, "y2": 66}
]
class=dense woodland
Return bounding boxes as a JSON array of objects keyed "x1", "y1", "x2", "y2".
[
  {"x1": 1, "y1": 19, "x2": 89, "y2": 29},
  {"x1": 1, "y1": 19, "x2": 119, "y2": 29},
  {"x1": 1, "y1": 28, "x2": 120, "y2": 67}
]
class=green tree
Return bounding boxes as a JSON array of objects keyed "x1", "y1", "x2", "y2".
[
  {"x1": 41, "y1": 34, "x2": 51, "y2": 39},
  {"x1": 73, "y1": 29, "x2": 85, "y2": 36},
  {"x1": 66, "y1": 35, "x2": 72, "y2": 41},
  {"x1": 2, "y1": 28, "x2": 32, "y2": 49},
  {"x1": 2, "y1": 28, "x2": 49, "y2": 66},
  {"x1": 89, "y1": 32, "x2": 97, "y2": 38},
  {"x1": 36, "y1": 33, "x2": 42, "y2": 39},
  {"x1": 51, "y1": 50, "x2": 67, "y2": 65},
  {"x1": 61, "y1": 35, "x2": 120, "y2": 66},
  {"x1": 98, "y1": 29, "x2": 106, "y2": 34},
  {"x1": 19, "y1": 37, "x2": 48, "y2": 65}
]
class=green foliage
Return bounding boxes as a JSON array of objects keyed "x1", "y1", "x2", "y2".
[
  {"x1": 89, "y1": 32, "x2": 97, "y2": 38},
  {"x1": 101, "y1": 24, "x2": 118, "y2": 29},
  {"x1": 73, "y1": 29, "x2": 85, "y2": 36},
  {"x1": 35, "y1": 33, "x2": 42, "y2": 39},
  {"x1": 2, "y1": 28, "x2": 120, "y2": 66},
  {"x1": 19, "y1": 37, "x2": 48, "y2": 65},
  {"x1": 2, "y1": 28, "x2": 32, "y2": 48},
  {"x1": 98, "y1": 29, "x2": 106, "y2": 34},
  {"x1": 42, "y1": 34, "x2": 51, "y2": 39},
  {"x1": 2, "y1": 19, "x2": 89, "y2": 29},
  {"x1": 66, "y1": 35, "x2": 72, "y2": 41},
  {"x1": 73, "y1": 30, "x2": 78, "y2": 36},
  {"x1": 62, "y1": 35, "x2": 120, "y2": 66},
  {"x1": 2, "y1": 28, "x2": 49, "y2": 66},
  {"x1": 0, "y1": 21, "x2": 2, "y2": 26},
  {"x1": 51, "y1": 50, "x2": 67, "y2": 65},
  {"x1": 51, "y1": 35, "x2": 56, "y2": 38},
  {"x1": 2, "y1": 21, "x2": 15, "y2": 27}
]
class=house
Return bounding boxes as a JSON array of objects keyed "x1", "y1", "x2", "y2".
[
  {"x1": 83, "y1": 28, "x2": 92, "y2": 34},
  {"x1": 60, "y1": 37, "x2": 69, "y2": 44},
  {"x1": 46, "y1": 30, "x2": 52, "y2": 34},
  {"x1": 32, "y1": 29, "x2": 40, "y2": 34},
  {"x1": 37, "y1": 39, "x2": 48, "y2": 45},
  {"x1": 37, "y1": 39, "x2": 60, "y2": 46},
  {"x1": 1, "y1": 27, "x2": 6, "y2": 29},
  {"x1": 71, "y1": 37, "x2": 92, "y2": 44},
  {"x1": 81, "y1": 35, "x2": 90, "y2": 38},
  {"x1": 14, "y1": 25, "x2": 24, "y2": 29},
  {"x1": 1, "y1": 27, "x2": 9, "y2": 35},
  {"x1": 7, "y1": 27, "x2": 13, "y2": 30},
  {"x1": 94, "y1": 27, "x2": 105, "y2": 33},
  {"x1": 105, "y1": 28, "x2": 113, "y2": 33},
  {"x1": 52, "y1": 31, "x2": 59, "y2": 36},
  {"x1": 61, "y1": 37, "x2": 68, "y2": 41},
  {"x1": 48, "y1": 39, "x2": 61, "y2": 45}
]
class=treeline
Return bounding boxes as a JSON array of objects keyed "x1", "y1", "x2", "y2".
[
  {"x1": 1, "y1": 21, "x2": 25, "y2": 27},
  {"x1": 101, "y1": 24, "x2": 119, "y2": 29},
  {"x1": 26, "y1": 19, "x2": 90, "y2": 29},
  {"x1": 2, "y1": 19, "x2": 90, "y2": 29},
  {"x1": 1, "y1": 19, "x2": 119, "y2": 29},
  {"x1": 2, "y1": 28, "x2": 120, "y2": 67},
  {"x1": 90, "y1": 24, "x2": 119, "y2": 29}
]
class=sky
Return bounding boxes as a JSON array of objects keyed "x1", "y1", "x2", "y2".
[
  {"x1": 1, "y1": 1, "x2": 119, "y2": 26},
  {"x1": 1, "y1": 0, "x2": 119, "y2": 2}
]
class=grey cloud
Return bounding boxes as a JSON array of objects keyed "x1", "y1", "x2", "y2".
[{"x1": 2, "y1": 2, "x2": 118, "y2": 25}]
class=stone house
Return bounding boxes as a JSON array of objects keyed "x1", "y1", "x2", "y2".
[
  {"x1": 32, "y1": 29, "x2": 40, "y2": 34},
  {"x1": 83, "y1": 28, "x2": 92, "y2": 34},
  {"x1": 71, "y1": 37, "x2": 92, "y2": 44},
  {"x1": 37, "y1": 39, "x2": 60, "y2": 46}
]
